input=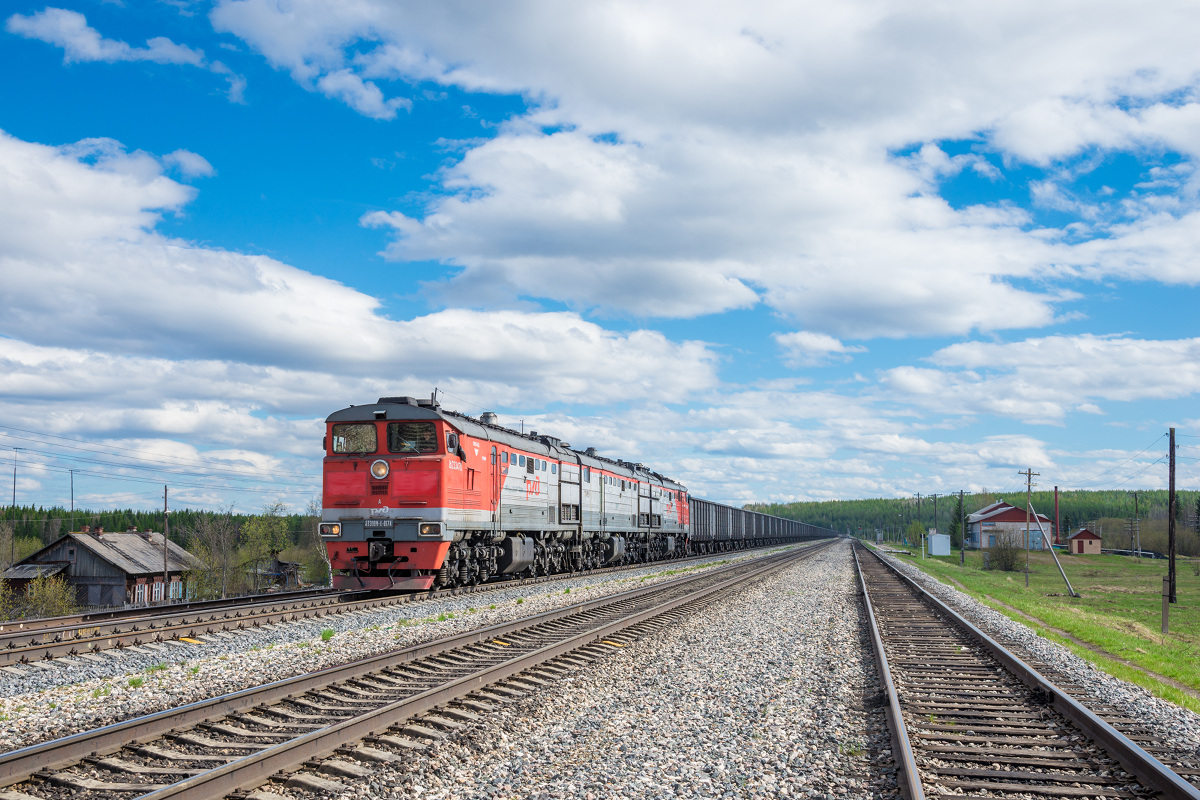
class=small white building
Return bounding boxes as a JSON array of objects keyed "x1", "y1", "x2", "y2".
[{"x1": 967, "y1": 501, "x2": 1053, "y2": 550}]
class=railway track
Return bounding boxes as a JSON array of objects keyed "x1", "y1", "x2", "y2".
[
  {"x1": 855, "y1": 542, "x2": 1200, "y2": 800},
  {"x1": 0, "y1": 587, "x2": 336, "y2": 636},
  {"x1": 0, "y1": 541, "x2": 814, "y2": 668},
  {"x1": 0, "y1": 541, "x2": 832, "y2": 800}
]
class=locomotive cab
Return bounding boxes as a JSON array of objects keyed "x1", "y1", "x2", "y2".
[{"x1": 321, "y1": 396, "x2": 460, "y2": 590}]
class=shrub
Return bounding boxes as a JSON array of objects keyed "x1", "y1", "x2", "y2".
[
  {"x1": 24, "y1": 574, "x2": 78, "y2": 618},
  {"x1": 984, "y1": 530, "x2": 1024, "y2": 572}
]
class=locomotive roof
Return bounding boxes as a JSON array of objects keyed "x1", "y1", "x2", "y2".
[{"x1": 326, "y1": 397, "x2": 687, "y2": 491}]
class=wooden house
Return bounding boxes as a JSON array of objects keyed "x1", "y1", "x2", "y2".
[{"x1": 1, "y1": 531, "x2": 200, "y2": 608}]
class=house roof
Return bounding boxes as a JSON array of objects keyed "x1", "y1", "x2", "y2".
[
  {"x1": 0, "y1": 562, "x2": 68, "y2": 581},
  {"x1": 15, "y1": 532, "x2": 200, "y2": 576},
  {"x1": 1068, "y1": 528, "x2": 1102, "y2": 540},
  {"x1": 968, "y1": 501, "x2": 1052, "y2": 525}
]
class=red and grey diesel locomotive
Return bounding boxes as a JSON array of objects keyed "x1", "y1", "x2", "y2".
[{"x1": 320, "y1": 395, "x2": 832, "y2": 591}]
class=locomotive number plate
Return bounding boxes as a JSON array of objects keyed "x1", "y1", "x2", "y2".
[{"x1": 363, "y1": 519, "x2": 393, "y2": 528}]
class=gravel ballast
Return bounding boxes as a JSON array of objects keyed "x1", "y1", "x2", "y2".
[
  {"x1": 258, "y1": 539, "x2": 896, "y2": 800},
  {"x1": 0, "y1": 549, "x2": 789, "y2": 751},
  {"x1": 877, "y1": 548, "x2": 1200, "y2": 752}
]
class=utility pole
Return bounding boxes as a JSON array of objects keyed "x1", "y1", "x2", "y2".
[
  {"x1": 163, "y1": 485, "x2": 170, "y2": 605},
  {"x1": 931, "y1": 493, "x2": 939, "y2": 534},
  {"x1": 1021, "y1": 468, "x2": 1039, "y2": 587},
  {"x1": 1054, "y1": 486, "x2": 1060, "y2": 545},
  {"x1": 10, "y1": 447, "x2": 17, "y2": 566},
  {"x1": 960, "y1": 489, "x2": 966, "y2": 566},
  {"x1": 1169, "y1": 428, "x2": 1177, "y2": 603},
  {"x1": 69, "y1": 469, "x2": 76, "y2": 534}
]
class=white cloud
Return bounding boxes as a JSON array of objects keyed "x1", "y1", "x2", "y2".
[
  {"x1": 316, "y1": 69, "x2": 409, "y2": 120},
  {"x1": 0, "y1": 129, "x2": 718, "y2": 403},
  {"x1": 204, "y1": 0, "x2": 1200, "y2": 338},
  {"x1": 7, "y1": 8, "x2": 246, "y2": 102},
  {"x1": 162, "y1": 149, "x2": 215, "y2": 179},
  {"x1": 882, "y1": 334, "x2": 1200, "y2": 423},
  {"x1": 775, "y1": 331, "x2": 866, "y2": 367},
  {"x1": 7, "y1": 7, "x2": 203, "y2": 65}
]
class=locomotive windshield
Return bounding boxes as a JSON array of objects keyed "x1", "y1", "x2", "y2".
[
  {"x1": 388, "y1": 421, "x2": 438, "y2": 454},
  {"x1": 331, "y1": 423, "x2": 377, "y2": 454}
]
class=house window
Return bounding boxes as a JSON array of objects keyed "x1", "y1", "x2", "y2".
[
  {"x1": 170, "y1": 580, "x2": 183, "y2": 599},
  {"x1": 134, "y1": 583, "x2": 147, "y2": 604},
  {"x1": 988, "y1": 535, "x2": 996, "y2": 548},
  {"x1": 152, "y1": 581, "x2": 164, "y2": 602}
]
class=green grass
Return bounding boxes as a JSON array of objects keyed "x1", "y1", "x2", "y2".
[
  {"x1": 145, "y1": 663, "x2": 168, "y2": 674},
  {"x1": 127, "y1": 677, "x2": 144, "y2": 688},
  {"x1": 888, "y1": 546, "x2": 1200, "y2": 711},
  {"x1": 320, "y1": 628, "x2": 335, "y2": 642}
]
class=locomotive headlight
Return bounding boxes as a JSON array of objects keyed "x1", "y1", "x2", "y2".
[
  {"x1": 319, "y1": 523, "x2": 342, "y2": 537},
  {"x1": 419, "y1": 523, "x2": 441, "y2": 536},
  {"x1": 370, "y1": 459, "x2": 390, "y2": 480}
]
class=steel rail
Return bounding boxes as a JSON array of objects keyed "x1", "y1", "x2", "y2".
[
  {"x1": 0, "y1": 540, "x2": 834, "y2": 790},
  {"x1": 0, "y1": 538, "x2": 829, "y2": 665},
  {"x1": 851, "y1": 545, "x2": 924, "y2": 800},
  {"x1": 0, "y1": 586, "x2": 336, "y2": 635},
  {"x1": 0, "y1": 542, "x2": 830, "y2": 666},
  {"x1": 140, "y1": 544, "x2": 819, "y2": 800},
  {"x1": 858, "y1": 542, "x2": 1200, "y2": 800}
]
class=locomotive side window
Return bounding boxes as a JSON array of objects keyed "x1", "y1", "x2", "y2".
[
  {"x1": 331, "y1": 423, "x2": 377, "y2": 454},
  {"x1": 502, "y1": 452, "x2": 509, "y2": 463},
  {"x1": 386, "y1": 422, "x2": 438, "y2": 454},
  {"x1": 551, "y1": 464, "x2": 557, "y2": 474},
  {"x1": 518, "y1": 455, "x2": 525, "y2": 466},
  {"x1": 583, "y1": 467, "x2": 590, "y2": 482}
]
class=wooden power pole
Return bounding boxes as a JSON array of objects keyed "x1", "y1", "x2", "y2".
[
  {"x1": 1169, "y1": 428, "x2": 1177, "y2": 603},
  {"x1": 1021, "y1": 468, "x2": 1039, "y2": 587},
  {"x1": 163, "y1": 485, "x2": 170, "y2": 604}
]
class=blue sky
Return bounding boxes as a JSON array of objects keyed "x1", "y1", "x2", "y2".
[{"x1": 2, "y1": 1, "x2": 1199, "y2": 517}]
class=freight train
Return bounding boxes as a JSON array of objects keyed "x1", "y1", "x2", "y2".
[{"x1": 320, "y1": 395, "x2": 833, "y2": 591}]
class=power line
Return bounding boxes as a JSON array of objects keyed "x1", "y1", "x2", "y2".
[
  {"x1": 1103, "y1": 458, "x2": 1166, "y2": 490},
  {"x1": 7, "y1": 454, "x2": 316, "y2": 496},
  {"x1": 7, "y1": 444, "x2": 315, "y2": 489},
  {"x1": 1069, "y1": 434, "x2": 1167, "y2": 488},
  {"x1": 0, "y1": 425, "x2": 315, "y2": 481}
]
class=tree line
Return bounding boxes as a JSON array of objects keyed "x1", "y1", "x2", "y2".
[{"x1": 749, "y1": 488, "x2": 1200, "y2": 556}]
